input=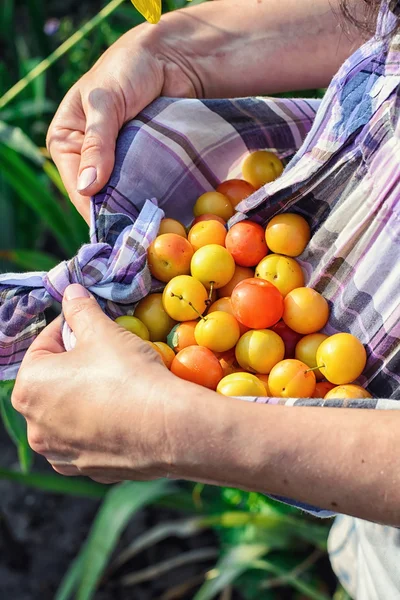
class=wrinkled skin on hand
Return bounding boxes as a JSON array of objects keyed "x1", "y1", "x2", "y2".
[
  {"x1": 46, "y1": 21, "x2": 200, "y2": 222},
  {"x1": 12, "y1": 285, "x2": 177, "y2": 484}
]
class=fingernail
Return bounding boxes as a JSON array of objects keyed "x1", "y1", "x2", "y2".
[
  {"x1": 64, "y1": 284, "x2": 90, "y2": 301},
  {"x1": 77, "y1": 167, "x2": 97, "y2": 192}
]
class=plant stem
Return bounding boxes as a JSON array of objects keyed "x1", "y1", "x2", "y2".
[{"x1": 0, "y1": 0, "x2": 125, "y2": 110}]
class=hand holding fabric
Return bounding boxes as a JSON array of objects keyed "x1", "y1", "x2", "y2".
[{"x1": 11, "y1": 284, "x2": 175, "y2": 484}]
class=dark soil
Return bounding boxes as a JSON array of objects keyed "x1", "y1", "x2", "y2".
[{"x1": 0, "y1": 425, "x2": 224, "y2": 600}]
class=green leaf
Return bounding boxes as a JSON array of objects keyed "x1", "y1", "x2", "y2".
[
  {"x1": 56, "y1": 479, "x2": 173, "y2": 600},
  {"x1": 253, "y1": 557, "x2": 330, "y2": 600},
  {"x1": 56, "y1": 548, "x2": 88, "y2": 600},
  {"x1": 0, "y1": 120, "x2": 44, "y2": 165},
  {"x1": 0, "y1": 143, "x2": 80, "y2": 255},
  {"x1": 0, "y1": 381, "x2": 33, "y2": 473},
  {"x1": 0, "y1": 249, "x2": 59, "y2": 272},
  {"x1": 0, "y1": 0, "x2": 126, "y2": 110},
  {"x1": 0, "y1": 467, "x2": 109, "y2": 498},
  {"x1": 193, "y1": 544, "x2": 268, "y2": 600},
  {"x1": 0, "y1": 98, "x2": 56, "y2": 121}
]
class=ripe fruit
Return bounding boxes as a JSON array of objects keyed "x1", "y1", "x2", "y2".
[
  {"x1": 158, "y1": 218, "x2": 187, "y2": 238},
  {"x1": 231, "y1": 278, "x2": 283, "y2": 329},
  {"x1": 268, "y1": 359, "x2": 316, "y2": 398},
  {"x1": 167, "y1": 321, "x2": 198, "y2": 352},
  {"x1": 295, "y1": 333, "x2": 329, "y2": 381},
  {"x1": 163, "y1": 275, "x2": 208, "y2": 321},
  {"x1": 115, "y1": 316, "x2": 150, "y2": 340},
  {"x1": 324, "y1": 384, "x2": 372, "y2": 400},
  {"x1": 218, "y1": 265, "x2": 254, "y2": 297},
  {"x1": 148, "y1": 233, "x2": 193, "y2": 283},
  {"x1": 283, "y1": 287, "x2": 329, "y2": 334},
  {"x1": 192, "y1": 213, "x2": 226, "y2": 226},
  {"x1": 188, "y1": 220, "x2": 227, "y2": 252},
  {"x1": 217, "y1": 348, "x2": 241, "y2": 377},
  {"x1": 265, "y1": 213, "x2": 310, "y2": 257},
  {"x1": 193, "y1": 191, "x2": 234, "y2": 221},
  {"x1": 195, "y1": 311, "x2": 240, "y2": 352},
  {"x1": 242, "y1": 150, "x2": 284, "y2": 188},
  {"x1": 134, "y1": 293, "x2": 176, "y2": 342},
  {"x1": 191, "y1": 245, "x2": 235, "y2": 289},
  {"x1": 255, "y1": 254, "x2": 304, "y2": 297},
  {"x1": 171, "y1": 346, "x2": 223, "y2": 390},
  {"x1": 313, "y1": 381, "x2": 336, "y2": 398},
  {"x1": 217, "y1": 372, "x2": 267, "y2": 397},
  {"x1": 153, "y1": 342, "x2": 176, "y2": 369},
  {"x1": 225, "y1": 221, "x2": 268, "y2": 267},
  {"x1": 257, "y1": 374, "x2": 270, "y2": 395},
  {"x1": 271, "y1": 321, "x2": 303, "y2": 359},
  {"x1": 216, "y1": 179, "x2": 256, "y2": 208},
  {"x1": 235, "y1": 329, "x2": 285, "y2": 374},
  {"x1": 207, "y1": 296, "x2": 249, "y2": 336},
  {"x1": 316, "y1": 333, "x2": 367, "y2": 385}
]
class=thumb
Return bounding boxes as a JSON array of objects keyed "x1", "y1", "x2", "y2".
[
  {"x1": 63, "y1": 284, "x2": 116, "y2": 341},
  {"x1": 76, "y1": 100, "x2": 119, "y2": 196}
]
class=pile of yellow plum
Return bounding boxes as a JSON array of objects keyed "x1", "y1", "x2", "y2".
[{"x1": 116, "y1": 151, "x2": 371, "y2": 400}]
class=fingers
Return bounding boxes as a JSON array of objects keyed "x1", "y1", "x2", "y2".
[
  {"x1": 24, "y1": 315, "x2": 65, "y2": 362},
  {"x1": 77, "y1": 86, "x2": 121, "y2": 198},
  {"x1": 62, "y1": 284, "x2": 117, "y2": 342},
  {"x1": 47, "y1": 86, "x2": 91, "y2": 223}
]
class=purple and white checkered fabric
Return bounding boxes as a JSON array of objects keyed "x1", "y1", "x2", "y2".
[{"x1": 1, "y1": 1, "x2": 400, "y2": 590}]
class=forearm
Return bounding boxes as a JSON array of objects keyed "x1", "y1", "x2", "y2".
[
  {"x1": 166, "y1": 381, "x2": 400, "y2": 525},
  {"x1": 144, "y1": 0, "x2": 367, "y2": 97}
]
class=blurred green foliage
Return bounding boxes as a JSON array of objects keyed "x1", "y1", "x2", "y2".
[{"x1": 0, "y1": 1, "x2": 333, "y2": 598}]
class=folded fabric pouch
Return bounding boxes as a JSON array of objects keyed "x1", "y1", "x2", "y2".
[{"x1": 0, "y1": 95, "x2": 319, "y2": 380}]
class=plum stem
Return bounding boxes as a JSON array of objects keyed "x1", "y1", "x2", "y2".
[
  {"x1": 170, "y1": 292, "x2": 206, "y2": 320},
  {"x1": 305, "y1": 365, "x2": 325, "y2": 373}
]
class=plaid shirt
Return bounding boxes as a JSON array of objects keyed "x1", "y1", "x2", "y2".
[{"x1": 0, "y1": 1, "x2": 399, "y2": 596}]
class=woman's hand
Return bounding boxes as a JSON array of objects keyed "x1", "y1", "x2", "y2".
[
  {"x1": 11, "y1": 284, "x2": 177, "y2": 484},
  {"x1": 46, "y1": 0, "x2": 362, "y2": 223},
  {"x1": 46, "y1": 19, "x2": 200, "y2": 223}
]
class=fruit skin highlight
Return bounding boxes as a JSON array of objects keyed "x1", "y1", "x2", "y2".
[
  {"x1": 134, "y1": 293, "x2": 176, "y2": 342},
  {"x1": 255, "y1": 254, "x2": 304, "y2": 297},
  {"x1": 265, "y1": 213, "x2": 310, "y2": 257},
  {"x1": 295, "y1": 333, "x2": 328, "y2": 381},
  {"x1": 225, "y1": 221, "x2": 268, "y2": 267},
  {"x1": 324, "y1": 384, "x2": 372, "y2": 399},
  {"x1": 158, "y1": 218, "x2": 187, "y2": 238},
  {"x1": 242, "y1": 150, "x2": 284, "y2": 188},
  {"x1": 231, "y1": 278, "x2": 283, "y2": 329},
  {"x1": 235, "y1": 329, "x2": 285, "y2": 374},
  {"x1": 115, "y1": 316, "x2": 150, "y2": 340},
  {"x1": 191, "y1": 245, "x2": 235, "y2": 289},
  {"x1": 316, "y1": 333, "x2": 367, "y2": 385},
  {"x1": 163, "y1": 275, "x2": 208, "y2": 321},
  {"x1": 268, "y1": 359, "x2": 316, "y2": 398},
  {"x1": 283, "y1": 287, "x2": 329, "y2": 334},
  {"x1": 171, "y1": 345, "x2": 223, "y2": 390},
  {"x1": 195, "y1": 311, "x2": 241, "y2": 353},
  {"x1": 148, "y1": 233, "x2": 193, "y2": 283},
  {"x1": 216, "y1": 179, "x2": 256, "y2": 208},
  {"x1": 193, "y1": 191, "x2": 234, "y2": 221},
  {"x1": 217, "y1": 372, "x2": 267, "y2": 397},
  {"x1": 188, "y1": 220, "x2": 227, "y2": 252}
]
